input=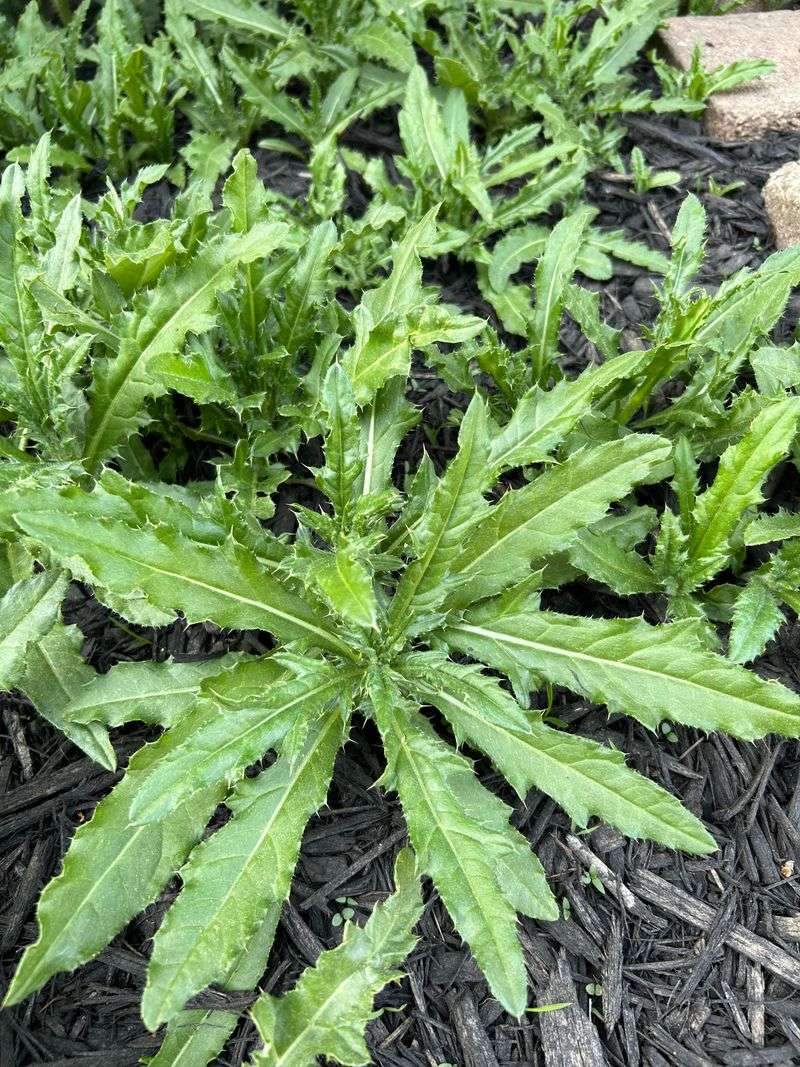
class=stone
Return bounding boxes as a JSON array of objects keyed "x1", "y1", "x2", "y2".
[
  {"x1": 764, "y1": 161, "x2": 800, "y2": 248},
  {"x1": 657, "y1": 11, "x2": 800, "y2": 141}
]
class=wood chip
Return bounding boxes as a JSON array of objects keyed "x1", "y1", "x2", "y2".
[
  {"x1": 537, "y1": 952, "x2": 607, "y2": 1067},
  {"x1": 630, "y1": 869, "x2": 800, "y2": 989}
]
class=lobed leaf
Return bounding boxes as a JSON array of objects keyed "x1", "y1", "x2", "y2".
[
  {"x1": 443, "y1": 607, "x2": 800, "y2": 740},
  {"x1": 63, "y1": 654, "x2": 245, "y2": 728},
  {"x1": 0, "y1": 568, "x2": 67, "y2": 692},
  {"x1": 15, "y1": 502, "x2": 350, "y2": 655},
  {"x1": 248, "y1": 847, "x2": 422, "y2": 1067},
  {"x1": 372, "y1": 672, "x2": 557, "y2": 1017},
  {"x1": 127, "y1": 659, "x2": 355, "y2": 824},
  {"x1": 685, "y1": 398, "x2": 800, "y2": 589},
  {"x1": 19, "y1": 621, "x2": 116, "y2": 770},
  {"x1": 399, "y1": 656, "x2": 715, "y2": 853},
  {"x1": 4, "y1": 730, "x2": 226, "y2": 1007},
  {"x1": 447, "y1": 433, "x2": 669, "y2": 609},
  {"x1": 142, "y1": 706, "x2": 347, "y2": 1029},
  {"x1": 83, "y1": 223, "x2": 287, "y2": 469}
]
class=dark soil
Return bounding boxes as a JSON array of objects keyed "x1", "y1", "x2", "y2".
[{"x1": 4, "y1": 83, "x2": 800, "y2": 1067}]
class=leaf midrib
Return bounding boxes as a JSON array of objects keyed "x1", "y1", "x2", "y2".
[
  {"x1": 84, "y1": 247, "x2": 237, "y2": 468},
  {"x1": 21, "y1": 514, "x2": 349, "y2": 656},
  {"x1": 416, "y1": 673, "x2": 711, "y2": 849},
  {"x1": 452, "y1": 620, "x2": 800, "y2": 724},
  {"x1": 151, "y1": 711, "x2": 341, "y2": 1020},
  {"x1": 387, "y1": 716, "x2": 520, "y2": 1005}
]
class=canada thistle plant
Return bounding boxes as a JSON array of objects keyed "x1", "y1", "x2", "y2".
[
  {"x1": 7, "y1": 328, "x2": 800, "y2": 1059},
  {"x1": 1, "y1": 16, "x2": 800, "y2": 1054}
]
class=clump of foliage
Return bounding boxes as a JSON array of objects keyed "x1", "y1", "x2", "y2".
[
  {"x1": 4, "y1": 122, "x2": 800, "y2": 1063},
  {"x1": 1, "y1": 2, "x2": 799, "y2": 1063},
  {"x1": 0, "y1": 1, "x2": 770, "y2": 193},
  {"x1": 0, "y1": 1, "x2": 175, "y2": 178}
]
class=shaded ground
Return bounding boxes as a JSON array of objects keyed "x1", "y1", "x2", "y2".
[{"x1": 3, "y1": 90, "x2": 800, "y2": 1067}]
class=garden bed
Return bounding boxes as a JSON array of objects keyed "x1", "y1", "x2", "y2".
[{"x1": 3, "y1": 5, "x2": 800, "y2": 1067}]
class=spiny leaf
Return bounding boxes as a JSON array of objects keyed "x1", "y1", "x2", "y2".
[
  {"x1": 0, "y1": 164, "x2": 42, "y2": 398},
  {"x1": 728, "y1": 577, "x2": 784, "y2": 665},
  {"x1": 448, "y1": 433, "x2": 670, "y2": 609},
  {"x1": 399, "y1": 655, "x2": 715, "y2": 854},
  {"x1": 311, "y1": 546, "x2": 377, "y2": 630},
  {"x1": 42, "y1": 193, "x2": 82, "y2": 293},
  {"x1": 488, "y1": 350, "x2": 646, "y2": 472},
  {"x1": 127, "y1": 660, "x2": 355, "y2": 824},
  {"x1": 3, "y1": 730, "x2": 226, "y2": 1007},
  {"x1": 180, "y1": 0, "x2": 291, "y2": 39},
  {"x1": 663, "y1": 194, "x2": 706, "y2": 300},
  {"x1": 15, "y1": 502, "x2": 350, "y2": 655},
  {"x1": 316, "y1": 363, "x2": 360, "y2": 514},
  {"x1": 19, "y1": 620, "x2": 115, "y2": 770},
  {"x1": 399, "y1": 66, "x2": 451, "y2": 181},
  {"x1": 0, "y1": 568, "x2": 67, "y2": 691},
  {"x1": 530, "y1": 206, "x2": 595, "y2": 381},
  {"x1": 686, "y1": 398, "x2": 800, "y2": 589},
  {"x1": 389, "y1": 394, "x2": 491, "y2": 636},
  {"x1": 277, "y1": 221, "x2": 337, "y2": 354},
  {"x1": 372, "y1": 672, "x2": 557, "y2": 1018},
  {"x1": 743, "y1": 509, "x2": 800, "y2": 547},
  {"x1": 142, "y1": 707, "x2": 347, "y2": 1029},
  {"x1": 568, "y1": 528, "x2": 658, "y2": 595},
  {"x1": 442, "y1": 607, "x2": 800, "y2": 740},
  {"x1": 357, "y1": 380, "x2": 419, "y2": 498},
  {"x1": 248, "y1": 847, "x2": 422, "y2": 1067},
  {"x1": 149, "y1": 915, "x2": 278, "y2": 1067},
  {"x1": 83, "y1": 222, "x2": 286, "y2": 469},
  {"x1": 63, "y1": 654, "x2": 245, "y2": 728}
]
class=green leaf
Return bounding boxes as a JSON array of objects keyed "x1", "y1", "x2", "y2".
[
  {"x1": 357, "y1": 380, "x2": 419, "y2": 498},
  {"x1": 127, "y1": 660, "x2": 356, "y2": 824},
  {"x1": 42, "y1": 193, "x2": 82, "y2": 293},
  {"x1": 4, "y1": 730, "x2": 226, "y2": 1007},
  {"x1": 19, "y1": 621, "x2": 116, "y2": 770},
  {"x1": 277, "y1": 221, "x2": 337, "y2": 354},
  {"x1": 686, "y1": 398, "x2": 800, "y2": 588},
  {"x1": 311, "y1": 546, "x2": 377, "y2": 631},
  {"x1": 442, "y1": 607, "x2": 800, "y2": 740},
  {"x1": 83, "y1": 223, "x2": 286, "y2": 469},
  {"x1": 182, "y1": 0, "x2": 291, "y2": 39},
  {"x1": 223, "y1": 49, "x2": 308, "y2": 138},
  {"x1": 316, "y1": 364, "x2": 360, "y2": 514},
  {"x1": 0, "y1": 164, "x2": 41, "y2": 397},
  {"x1": 352, "y1": 20, "x2": 416, "y2": 73},
  {"x1": 343, "y1": 209, "x2": 442, "y2": 405},
  {"x1": 389, "y1": 394, "x2": 491, "y2": 636},
  {"x1": 142, "y1": 706, "x2": 347, "y2": 1029},
  {"x1": 0, "y1": 568, "x2": 67, "y2": 691},
  {"x1": 63, "y1": 654, "x2": 245, "y2": 727},
  {"x1": 399, "y1": 656, "x2": 715, "y2": 854},
  {"x1": 149, "y1": 914, "x2": 278, "y2": 1067},
  {"x1": 248, "y1": 847, "x2": 422, "y2": 1067},
  {"x1": 488, "y1": 350, "x2": 646, "y2": 472},
  {"x1": 223, "y1": 149, "x2": 269, "y2": 234},
  {"x1": 448, "y1": 434, "x2": 670, "y2": 609},
  {"x1": 663, "y1": 194, "x2": 706, "y2": 301},
  {"x1": 568, "y1": 529, "x2": 658, "y2": 595},
  {"x1": 372, "y1": 672, "x2": 557, "y2": 1017},
  {"x1": 15, "y1": 500, "x2": 350, "y2": 656},
  {"x1": 562, "y1": 283, "x2": 621, "y2": 361},
  {"x1": 399, "y1": 66, "x2": 451, "y2": 181},
  {"x1": 728, "y1": 576, "x2": 784, "y2": 665},
  {"x1": 743, "y1": 509, "x2": 800, "y2": 547},
  {"x1": 530, "y1": 207, "x2": 595, "y2": 381}
]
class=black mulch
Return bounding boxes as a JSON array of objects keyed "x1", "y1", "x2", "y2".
[{"x1": 4, "y1": 88, "x2": 800, "y2": 1067}]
